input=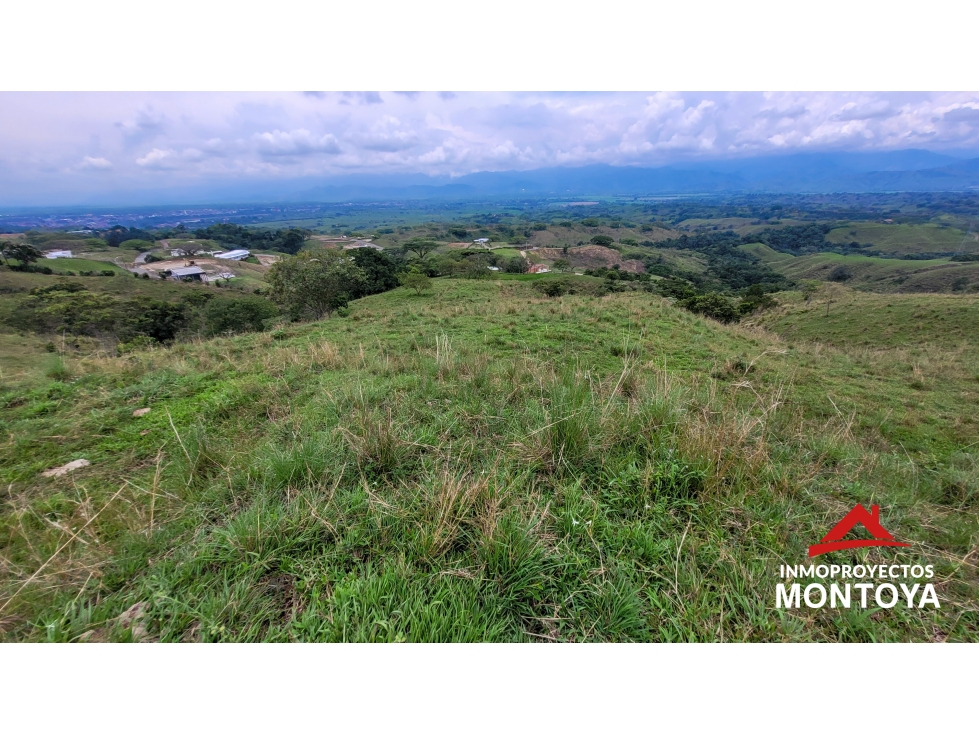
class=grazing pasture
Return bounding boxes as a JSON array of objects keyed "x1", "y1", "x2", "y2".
[
  {"x1": 826, "y1": 222, "x2": 973, "y2": 255},
  {"x1": 2, "y1": 279, "x2": 976, "y2": 642}
]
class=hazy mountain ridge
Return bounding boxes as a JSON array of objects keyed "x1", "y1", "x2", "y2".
[
  {"x1": 295, "y1": 150, "x2": 979, "y2": 201},
  {"x1": 6, "y1": 150, "x2": 979, "y2": 209}
]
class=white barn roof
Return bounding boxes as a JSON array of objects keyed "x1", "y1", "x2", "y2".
[{"x1": 215, "y1": 249, "x2": 250, "y2": 260}]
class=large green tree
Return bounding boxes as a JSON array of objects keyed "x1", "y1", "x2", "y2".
[
  {"x1": 401, "y1": 237, "x2": 438, "y2": 260},
  {"x1": 267, "y1": 250, "x2": 365, "y2": 320},
  {"x1": 1, "y1": 242, "x2": 43, "y2": 268},
  {"x1": 349, "y1": 248, "x2": 401, "y2": 297},
  {"x1": 399, "y1": 269, "x2": 432, "y2": 295}
]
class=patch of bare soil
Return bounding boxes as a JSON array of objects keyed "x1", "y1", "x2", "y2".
[
  {"x1": 310, "y1": 235, "x2": 354, "y2": 246},
  {"x1": 536, "y1": 246, "x2": 646, "y2": 273},
  {"x1": 140, "y1": 257, "x2": 220, "y2": 272}
]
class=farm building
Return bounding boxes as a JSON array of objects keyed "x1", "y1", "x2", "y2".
[
  {"x1": 474, "y1": 238, "x2": 490, "y2": 244},
  {"x1": 44, "y1": 250, "x2": 72, "y2": 259},
  {"x1": 169, "y1": 266, "x2": 205, "y2": 281},
  {"x1": 527, "y1": 264, "x2": 551, "y2": 274},
  {"x1": 215, "y1": 249, "x2": 250, "y2": 260}
]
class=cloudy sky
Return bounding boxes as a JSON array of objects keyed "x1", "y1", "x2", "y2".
[{"x1": 3, "y1": 91, "x2": 979, "y2": 205}]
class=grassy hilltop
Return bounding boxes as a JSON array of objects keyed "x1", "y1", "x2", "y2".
[{"x1": 2, "y1": 276, "x2": 977, "y2": 641}]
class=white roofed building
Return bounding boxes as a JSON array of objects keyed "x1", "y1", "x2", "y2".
[
  {"x1": 169, "y1": 266, "x2": 205, "y2": 280},
  {"x1": 215, "y1": 249, "x2": 250, "y2": 260}
]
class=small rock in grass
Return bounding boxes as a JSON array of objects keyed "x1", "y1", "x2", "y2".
[
  {"x1": 41, "y1": 459, "x2": 90, "y2": 478},
  {"x1": 78, "y1": 602, "x2": 150, "y2": 643},
  {"x1": 117, "y1": 602, "x2": 150, "y2": 641},
  {"x1": 133, "y1": 408, "x2": 151, "y2": 417}
]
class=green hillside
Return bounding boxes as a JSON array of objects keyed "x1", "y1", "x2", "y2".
[
  {"x1": 738, "y1": 242, "x2": 796, "y2": 264},
  {"x1": 826, "y1": 222, "x2": 974, "y2": 255},
  {"x1": 742, "y1": 247, "x2": 979, "y2": 293},
  {"x1": 39, "y1": 257, "x2": 128, "y2": 275},
  {"x1": 752, "y1": 285, "x2": 979, "y2": 349},
  {"x1": 2, "y1": 278, "x2": 976, "y2": 642},
  {"x1": 0, "y1": 263, "x2": 277, "y2": 395}
]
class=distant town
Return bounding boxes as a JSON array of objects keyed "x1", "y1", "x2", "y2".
[{"x1": 0, "y1": 203, "x2": 340, "y2": 232}]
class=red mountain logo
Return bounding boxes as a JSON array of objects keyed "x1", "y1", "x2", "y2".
[{"x1": 808, "y1": 504, "x2": 910, "y2": 557}]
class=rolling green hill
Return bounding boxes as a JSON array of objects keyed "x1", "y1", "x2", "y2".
[
  {"x1": 0, "y1": 264, "x2": 275, "y2": 392},
  {"x1": 675, "y1": 218, "x2": 808, "y2": 235},
  {"x1": 2, "y1": 278, "x2": 976, "y2": 642},
  {"x1": 739, "y1": 246, "x2": 979, "y2": 294},
  {"x1": 751, "y1": 285, "x2": 979, "y2": 349},
  {"x1": 826, "y1": 222, "x2": 974, "y2": 255},
  {"x1": 737, "y1": 242, "x2": 796, "y2": 264}
]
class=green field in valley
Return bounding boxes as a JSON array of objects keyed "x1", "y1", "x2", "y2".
[{"x1": 40, "y1": 257, "x2": 128, "y2": 274}]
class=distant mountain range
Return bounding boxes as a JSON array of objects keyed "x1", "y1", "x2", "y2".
[
  {"x1": 292, "y1": 150, "x2": 979, "y2": 201},
  {"x1": 8, "y1": 149, "x2": 979, "y2": 209}
]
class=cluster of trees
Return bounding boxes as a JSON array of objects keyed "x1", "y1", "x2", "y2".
[
  {"x1": 414, "y1": 223, "x2": 548, "y2": 242},
  {"x1": 192, "y1": 224, "x2": 313, "y2": 255},
  {"x1": 21, "y1": 225, "x2": 190, "y2": 249},
  {"x1": 650, "y1": 231, "x2": 792, "y2": 293},
  {"x1": 266, "y1": 241, "x2": 605, "y2": 319},
  {"x1": 267, "y1": 248, "x2": 403, "y2": 320},
  {"x1": 198, "y1": 297, "x2": 279, "y2": 336},
  {"x1": 6, "y1": 239, "x2": 412, "y2": 341},
  {"x1": 103, "y1": 225, "x2": 161, "y2": 247},
  {"x1": 393, "y1": 242, "x2": 528, "y2": 277},
  {"x1": 1, "y1": 242, "x2": 43, "y2": 270},
  {"x1": 582, "y1": 266, "x2": 651, "y2": 282},
  {"x1": 827, "y1": 265, "x2": 853, "y2": 282},
  {"x1": 14, "y1": 282, "x2": 189, "y2": 343},
  {"x1": 394, "y1": 216, "x2": 674, "y2": 246},
  {"x1": 655, "y1": 281, "x2": 777, "y2": 324},
  {"x1": 8, "y1": 281, "x2": 282, "y2": 346},
  {"x1": 745, "y1": 224, "x2": 832, "y2": 253},
  {"x1": 533, "y1": 273, "x2": 660, "y2": 298}
]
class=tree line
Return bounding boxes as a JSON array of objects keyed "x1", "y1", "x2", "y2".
[
  {"x1": 647, "y1": 231, "x2": 793, "y2": 293},
  {"x1": 5, "y1": 281, "x2": 279, "y2": 349},
  {"x1": 192, "y1": 224, "x2": 313, "y2": 255}
]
